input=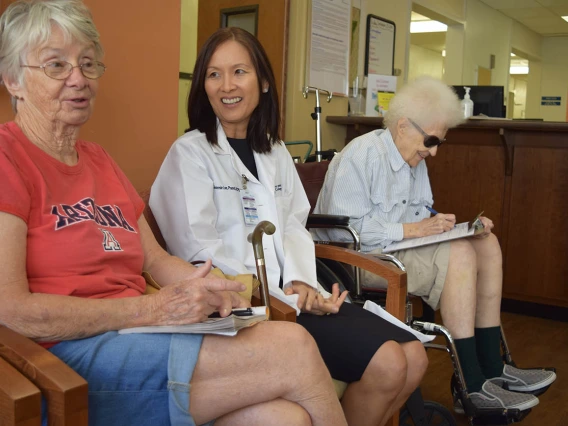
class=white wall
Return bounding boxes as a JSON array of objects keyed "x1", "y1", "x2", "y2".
[
  {"x1": 511, "y1": 21, "x2": 541, "y2": 61},
  {"x1": 178, "y1": 0, "x2": 198, "y2": 136},
  {"x1": 509, "y1": 76, "x2": 527, "y2": 119},
  {"x1": 539, "y1": 37, "x2": 568, "y2": 122},
  {"x1": 285, "y1": 0, "x2": 350, "y2": 156},
  {"x1": 462, "y1": 0, "x2": 512, "y2": 90},
  {"x1": 408, "y1": 45, "x2": 444, "y2": 81}
]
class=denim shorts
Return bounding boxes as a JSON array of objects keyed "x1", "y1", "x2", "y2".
[{"x1": 47, "y1": 331, "x2": 207, "y2": 426}]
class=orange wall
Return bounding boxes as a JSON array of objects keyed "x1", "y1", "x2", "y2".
[{"x1": 0, "y1": 0, "x2": 181, "y2": 191}]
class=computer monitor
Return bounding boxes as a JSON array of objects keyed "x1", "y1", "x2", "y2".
[{"x1": 452, "y1": 85, "x2": 505, "y2": 118}]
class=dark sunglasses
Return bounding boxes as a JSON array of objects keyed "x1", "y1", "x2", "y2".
[{"x1": 408, "y1": 118, "x2": 445, "y2": 148}]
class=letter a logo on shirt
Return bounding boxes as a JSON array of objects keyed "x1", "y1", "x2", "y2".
[{"x1": 99, "y1": 228, "x2": 123, "y2": 251}]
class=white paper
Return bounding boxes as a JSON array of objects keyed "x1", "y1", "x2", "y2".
[
  {"x1": 308, "y1": 0, "x2": 350, "y2": 96},
  {"x1": 118, "y1": 307, "x2": 267, "y2": 337},
  {"x1": 383, "y1": 221, "x2": 473, "y2": 253},
  {"x1": 365, "y1": 74, "x2": 397, "y2": 117},
  {"x1": 363, "y1": 300, "x2": 435, "y2": 343}
]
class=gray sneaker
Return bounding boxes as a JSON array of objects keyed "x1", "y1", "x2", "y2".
[
  {"x1": 488, "y1": 365, "x2": 557, "y2": 392},
  {"x1": 454, "y1": 381, "x2": 539, "y2": 414}
]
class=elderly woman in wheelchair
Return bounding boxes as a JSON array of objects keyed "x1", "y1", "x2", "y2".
[
  {"x1": 314, "y1": 76, "x2": 557, "y2": 415},
  {"x1": 0, "y1": 2, "x2": 353, "y2": 425},
  {"x1": 150, "y1": 27, "x2": 430, "y2": 426}
]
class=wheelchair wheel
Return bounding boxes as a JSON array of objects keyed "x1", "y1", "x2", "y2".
[
  {"x1": 315, "y1": 258, "x2": 352, "y2": 302},
  {"x1": 318, "y1": 258, "x2": 356, "y2": 292},
  {"x1": 399, "y1": 401, "x2": 457, "y2": 426}
]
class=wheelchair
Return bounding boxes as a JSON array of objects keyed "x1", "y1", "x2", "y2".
[
  {"x1": 313, "y1": 242, "x2": 557, "y2": 426},
  {"x1": 295, "y1": 161, "x2": 556, "y2": 426}
]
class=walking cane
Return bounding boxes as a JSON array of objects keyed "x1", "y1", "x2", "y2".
[{"x1": 248, "y1": 221, "x2": 276, "y2": 320}]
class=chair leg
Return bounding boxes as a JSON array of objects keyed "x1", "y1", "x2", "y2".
[{"x1": 386, "y1": 412, "x2": 399, "y2": 426}]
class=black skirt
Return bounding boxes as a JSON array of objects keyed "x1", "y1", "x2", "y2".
[{"x1": 297, "y1": 302, "x2": 417, "y2": 383}]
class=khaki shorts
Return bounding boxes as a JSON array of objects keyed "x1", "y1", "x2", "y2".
[{"x1": 362, "y1": 242, "x2": 451, "y2": 310}]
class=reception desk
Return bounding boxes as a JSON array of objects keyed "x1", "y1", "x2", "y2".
[{"x1": 327, "y1": 116, "x2": 568, "y2": 309}]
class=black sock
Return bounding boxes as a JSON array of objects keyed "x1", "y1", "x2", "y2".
[
  {"x1": 455, "y1": 336, "x2": 486, "y2": 393},
  {"x1": 475, "y1": 326, "x2": 504, "y2": 379}
]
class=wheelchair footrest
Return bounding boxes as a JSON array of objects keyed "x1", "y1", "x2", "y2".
[{"x1": 470, "y1": 407, "x2": 531, "y2": 425}]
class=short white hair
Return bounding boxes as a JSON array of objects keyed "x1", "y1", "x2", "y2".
[
  {"x1": 384, "y1": 76, "x2": 464, "y2": 131},
  {"x1": 0, "y1": 0, "x2": 103, "y2": 99}
]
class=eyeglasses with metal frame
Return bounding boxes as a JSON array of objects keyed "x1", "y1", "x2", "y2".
[
  {"x1": 408, "y1": 118, "x2": 445, "y2": 148},
  {"x1": 20, "y1": 60, "x2": 106, "y2": 80}
]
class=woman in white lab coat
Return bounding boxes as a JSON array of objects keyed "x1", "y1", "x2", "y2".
[{"x1": 150, "y1": 27, "x2": 428, "y2": 426}]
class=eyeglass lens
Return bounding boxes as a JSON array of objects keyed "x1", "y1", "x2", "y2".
[
  {"x1": 423, "y1": 136, "x2": 442, "y2": 148},
  {"x1": 44, "y1": 61, "x2": 105, "y2": 79},
  {"x1": 409, "y1": 118, "x2": 443, "y2": 148}
]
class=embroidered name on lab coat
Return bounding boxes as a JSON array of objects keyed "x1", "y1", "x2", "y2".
[{"x1": 214, "y1": 185, "x2": 241, "y2": 192}]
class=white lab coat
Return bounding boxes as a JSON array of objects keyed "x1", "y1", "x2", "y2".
[{"x1": 150, "y1": 125, "x2": 317, "y2": 313}]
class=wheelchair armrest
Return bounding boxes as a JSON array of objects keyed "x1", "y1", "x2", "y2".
[
  {"x1": 0, "y1": 356, "x2": 41, "y2": 425},
  {"x1": 314, "y1": 245, "x2": 407, "y2": 321},
  {"x1": 306, "y1": 214, "x2": 350, "y2": 227},
  {"x1": 0, "y1": 325, "x2": 88, "y2": 426}
]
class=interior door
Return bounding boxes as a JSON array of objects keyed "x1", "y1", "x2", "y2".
[{"x1": 198, "y1": 0, "x2": 289, "y2": 134}]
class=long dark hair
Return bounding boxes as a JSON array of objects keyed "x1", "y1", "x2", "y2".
[{"x1": 187, "y1": 27, "x2": 280, "y2": 153}]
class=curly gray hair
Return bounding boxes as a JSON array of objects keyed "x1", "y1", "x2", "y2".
[
  {"x1": 384, "y1": 76, "x2": 464, "y2": 132},
  {"x1": 0, "y1": 0, "x2": 103, "y2": 109}
]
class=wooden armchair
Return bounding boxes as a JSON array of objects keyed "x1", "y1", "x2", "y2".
[{"x1": 0, "y1": 190, "x2": 406, "y2": 426}]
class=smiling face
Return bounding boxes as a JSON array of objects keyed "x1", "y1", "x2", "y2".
[
  {"x1": 204, "y1": 40, "x2": 266, "y2": 139},
  {"x1": 395, "y1": 118, "x2": 447, "y2": 168},
  {"x1": 10, "y1": 25, "x2": 99, "y2": 130}
]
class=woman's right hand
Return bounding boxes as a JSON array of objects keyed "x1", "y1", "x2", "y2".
[
  {"x1": 414, "y1": 213, "x2": 455, "y2": 237},
  {"x1": 149, "y1": 260, "x2": 248, "y2": 325}
]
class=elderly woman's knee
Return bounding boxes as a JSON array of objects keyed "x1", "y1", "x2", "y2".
[
  {"x1": 402, "y1": 341, "x2": 429, "y2": 379},
  {"x1": 364, "y1": 341, "x2": 408, "y2": 391},
  {"x1": 254, "y1": 321, "x2": 319, "y2": 359},
  {"x1": 449, "y1": 239, "x2": 477, "y2": 268},
  {"x1": 476, "y1": 233, "x2": 502, "y2": 259}
]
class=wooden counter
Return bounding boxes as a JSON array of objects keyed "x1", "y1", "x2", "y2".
[{"x1": 327, "y1": 116, "x2": 568, "y2": 308}]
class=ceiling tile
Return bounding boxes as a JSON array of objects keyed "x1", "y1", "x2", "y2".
[
  {"x1": 500, "y1": 7, "x2": 559, "y2": 19},
  {"x1": 536, "y1": 0, "x2": 568, "y2": 6},
  {"x1": 549, "y1": 5, "x2": 568, "y2": 14},
  {"x1": 480, "y1": 0, "x2": 542, "y2": 9}
]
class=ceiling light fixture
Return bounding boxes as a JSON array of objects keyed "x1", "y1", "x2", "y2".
[
  {"x1": 510, "y1": 66, "x2": 529, "y2": 75},
  {"x1": 410, "y1": 20, "x2": 448, "y2": 33}
]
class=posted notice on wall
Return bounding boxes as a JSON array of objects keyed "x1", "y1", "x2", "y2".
[
  {"x1": 308, "y1": 0, "x2": 350, "y2": 96},
  {"x1": 366, "y1": 74, "x2": 397, "y2": 117}
]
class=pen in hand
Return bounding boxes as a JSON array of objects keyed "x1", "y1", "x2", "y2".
[
  {"x1": 208, "y1": 308, "x2": 254, "y2": 318},
  {"x1": 425, "y1": 205, "x2": 438, "y2": 215},
  {"x1": 425, "y1": 205, "x2": 457, "y2": 229}
]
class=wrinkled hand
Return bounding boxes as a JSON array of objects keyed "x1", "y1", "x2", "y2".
[
  {"x1": 150, "y1": 259, "x2": 248, "y2": 325},
  {"x1": 473, "y1": 216, "x2": 493, "y2": 239},
  {"x1": 417, "y1": 213, "x2": 456, "y2": 237},
  {"x1": 284, "y1": 281, "x2": 348, "y2": 315}
]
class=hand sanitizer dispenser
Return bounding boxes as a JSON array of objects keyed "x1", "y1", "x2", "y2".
[{"x1": 461, "y1": 86, "x2": 474, "y2": 118}]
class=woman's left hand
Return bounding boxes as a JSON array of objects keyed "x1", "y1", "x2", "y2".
[
  {"x1": 473, "y1": 216, "x2": 494, "y2": 238},
  {"x1": 284, "y1": 281, "x2": 348, "y2": 315}
]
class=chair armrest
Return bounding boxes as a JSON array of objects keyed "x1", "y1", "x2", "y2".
[
  {"x1": 0, "y1": 356, "x2": 41, "y2": 426},
  {"x1": 306, "y1": 214, "x2": 350, "y2": 227},
  {"x1": 251, "y1": 295, "x2": 296, "y2": 323},
  {"x1": 0, "y1": 326, "x2": 88, "y2": 426},
  {"x1": 314, "y1": 245, "x2": 407, "y2": 321}
]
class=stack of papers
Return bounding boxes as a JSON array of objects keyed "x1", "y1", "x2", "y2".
[{"x1": 119, "y1": 306, "x2": 268, "y2": 336}]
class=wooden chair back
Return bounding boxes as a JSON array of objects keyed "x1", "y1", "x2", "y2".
[{"x1": 139, "y1": 188, "x2": 167, "y2": 250}]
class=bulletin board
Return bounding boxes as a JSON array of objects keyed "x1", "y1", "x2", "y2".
[{"x1": 364, "y1": 14, "x2": 396, "y2": 76}]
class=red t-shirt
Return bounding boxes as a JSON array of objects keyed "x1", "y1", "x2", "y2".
[{"x1": 0, "y1": 122, "x2": 146, "y2": 337}]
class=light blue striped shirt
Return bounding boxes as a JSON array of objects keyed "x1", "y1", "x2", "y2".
[{"x1": 313, "y1": 128, "x2": 433, "y2": 252}]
